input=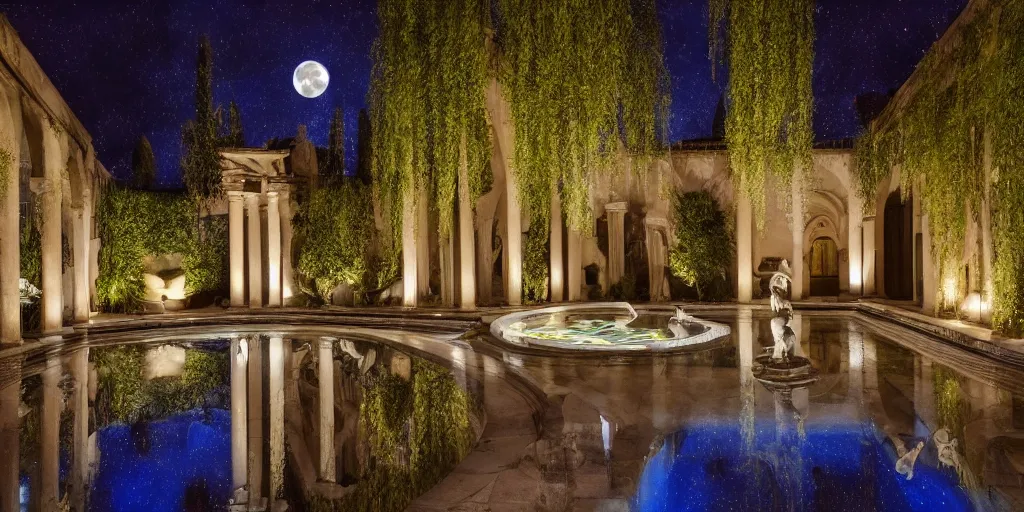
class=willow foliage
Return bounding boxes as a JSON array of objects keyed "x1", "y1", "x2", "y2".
[
  {"x1": 854, "y1": 3, "x2": 1024, "y2": 333},
  {"x1": 498, "y1": 0, "x2": 669, "y2": 233},
  {"x1": 709, "y1": 0, "x2": 815, "y2": 227},
  {"x1": 370, "y1": 0, "x2": 492, "y2": 264}
]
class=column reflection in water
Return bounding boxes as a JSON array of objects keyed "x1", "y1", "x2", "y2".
[
  {"x1": 318, "y1": 338, "x2": 336, "y2": 483},
  {"x1": 913, "y1": 355, "x2": 935, "y2": 439},
  {"x1": 230, "y1": 337, "x2": 248, "y2": 501},
  {"x1": 70, "y1": 348, "x2": 89, "y2": 511},
  {"x1": 40, "y1": 356, "x2": 61, "y2": 510},
  {"x1": 268, "y1": 336, "x2": 285, "y2": 502},
  {"x1": 738, "y1": 309, "x2": 755, "y2": 451},
  {"x1": 0, "y1": 357, "x2": 22, "y2": 512},
  {"x1": 247, "y1": 336, "x2": 264, "y2": 501}
]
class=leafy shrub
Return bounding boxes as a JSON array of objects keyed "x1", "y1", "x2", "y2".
[
  {"x1": 96, "y1": 187, "x2": 227, "y2": 312},
  {"x1": 668, "y1": 190, "x2": 733, "y2": 300},
  {"x1": 296, "y1": 180, "x2": 372, "y2": 301}
]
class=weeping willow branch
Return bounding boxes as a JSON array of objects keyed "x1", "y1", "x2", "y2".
[
  {"x1": 710, "y1": 0, "x2": 815, "y2": 229},
  {"x1": 497, "y1": 0, "x2": 669, "y2": 297},
  {"x1": 370, "y1": 0, "x2": 492, "y2": 281}
]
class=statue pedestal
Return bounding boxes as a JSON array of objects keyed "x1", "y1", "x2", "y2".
[{"x1": 752, "y1": 355, "x2": 819, "y2": 392}]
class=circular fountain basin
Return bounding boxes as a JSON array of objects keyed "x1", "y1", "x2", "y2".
[{"x1": 490, "y1": 302, "x2": 730, "y2": 352}]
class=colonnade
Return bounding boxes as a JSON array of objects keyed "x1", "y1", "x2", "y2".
[{"x1": 0, "y1": 76, "x2": 103, "y2": 346}]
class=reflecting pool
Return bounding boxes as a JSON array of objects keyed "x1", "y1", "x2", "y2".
[{"x1": 1, "y1": 308, "x2": 1023, "y2": 511}]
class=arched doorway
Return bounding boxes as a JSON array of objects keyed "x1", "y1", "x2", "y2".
[
  {"x1": 809, "y1": 237, "x2": 840, "y2": 296},
  {"x1": 884, "y1": 190, "x2": 914, "y2": 300}
]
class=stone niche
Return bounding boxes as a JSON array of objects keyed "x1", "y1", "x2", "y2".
[{"x1": 141, "y1": 253, "x2": 187, "y2": 312}]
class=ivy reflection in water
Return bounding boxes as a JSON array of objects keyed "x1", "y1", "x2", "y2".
[{"x1": 78, "y1": 340, "x2": 476, "y2": 511}]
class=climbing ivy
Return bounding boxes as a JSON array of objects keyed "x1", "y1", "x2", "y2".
[
  {"x1": 0, "y1": 147, "x2": 12, "y2": 198},
  {"x1": 370, "y1": 0, "x2": 492, "y2": 279},
  {"x1": 497, "y1": 0, "x2": 669, "y2": 294},
  {"x1": 338, "y1": 357, "x2": 474, "y2": 511},
  {"x1": 854, "y1": 4, "x2": 1024, "y2": 333},
  {"x1": 96, "y1": 187, "x2": 227, "y2": 312},
  {"x1": 295, "y1": 180, "x2": 373, "y2": 302},
  {"x1": 709, "y1": 0, "x2": 815, "y2": 228},
  {"x1": 93, "y1": 346, "x2": 228, "y2": 426}
]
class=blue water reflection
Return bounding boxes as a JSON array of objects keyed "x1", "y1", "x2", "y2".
[
  {"x1": 633, "y1": 422, "x2": 971, "y2": 512},
  {"x1": 89, "y1": 409, "x2": 231, "y2": 512}
]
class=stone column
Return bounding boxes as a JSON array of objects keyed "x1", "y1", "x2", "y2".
[
  {"x1": 921, "y1": 211, "x2": 936, "y2": 315},
  {"x1": 72, "y1": 205, "x2": 90, "y2": 323},
  {"x1": 230, "y1": 337, "x2": 248, "y2": 497},
  {"x1": 862, "y1": 216, "x2": 876, "y2": 296},
  {"x1": 848, "y1": 194, "x2": 864, "y2": 296},
  {"x1": 440, "y1": 233, "x2": 455, "y2": 307},
  {"x1": 506, "y1": 172, "x2": 523, "y2": 307},
  {"x1": 549, "y1": 185, "x2": 564, "y2": 302},
  {"x1": 791, "y1": 173, "x2": 805, "y2": 301},
  {"x1": 567, "y1": 228, "x2": 582, "y2": 301},
  {"x1": 606, "y1": 202, "x2": 628, "y2": 286},
  {"x1": 247, "y1": 336, "x2": 264, "y2": 500},
  {"x1": 41, "y1": 124, "x2": 64, "y2": 334},
  {"x1": 70, "y1": 348, "x2": 89, "y2": 510},
  {"x1": 40, "y1": 357, "x2": 61, "y2": 510},
  {"x1": 228, "y1": 192, "x2": 245, "y2": 307},
  {"x1": 0, "y1": 360, "x2": 21, "y2": 512},
  {"x1": 458, "y1": 138, "x2": 477, "y2": 309},
  {"x1": 736, "y1": 185, "x2": 753, "y2": 303},
  {"x1": 476, "y1": 215, "x2": 493, "y2": 305},
  {"x1": 318, "y1": 338, "x2": 336, "y2": 482},
  {"x1": 266, "y1": 192, "x2": 281, "y2": 307},
  {"x1": 246, "y1": 193, "x2": 263, "y2": 308},
  {"x1": 268, "y1": 336, "x2": 285, "y2": 501},
  {"x1": 0, "y1": 84, "x2": 22, "y2": 345},
  {"x1": 279, "y1": 190, "x2": 295, "y2": 303},
  {"x1": 416, "y1": 183, "x2": 430, "y2": 298},
  {"x1": 402, "y1": 189, "x2": 418, "y2": 307},
  {"x1": 645, "y1": 217, "x2": 669, "y2": 301}
]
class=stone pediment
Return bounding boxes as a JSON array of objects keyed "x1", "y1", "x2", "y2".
[{"x1": 220, "y1": 148, "x2": 296, "y2": 193}]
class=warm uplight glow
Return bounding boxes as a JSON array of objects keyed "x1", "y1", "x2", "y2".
[{"x1": 943, "y1": 277, "x2": 957, "y2": 306}]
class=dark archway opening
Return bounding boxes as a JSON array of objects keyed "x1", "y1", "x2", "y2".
[
  {"x1": 809, "y1": 237, "x2": 840, "y2": 296},
  {"x1": 884, "y1": 190, "x2": 914, "y2": 300}
]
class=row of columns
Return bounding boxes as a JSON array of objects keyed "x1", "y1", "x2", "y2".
[
  {"x1": 229, "y1": 335, "x2": 288, "y2": 508},
  {"x1": 0, "y1": 349, "x2": 91, "y2": 512},
  {"x1": 228, "y1": 189, "x2": 293, "y2": 309},
  {"x1": 0, "y1": 82, "x2": 96, "y2": 345}
]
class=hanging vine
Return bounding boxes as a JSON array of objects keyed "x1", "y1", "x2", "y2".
[
  {"x1": 854, "y1": 3, "x2": 1024, "y2": 333},
  {"x1": 497, "y1": 0, "x2": 669, "y2": 296},
  {"x1": 709, "y1": 0, "x2": 815, "y2": 228},
  {"x1": 370, "y1": 0, "x2": 492, "y2": 277}
]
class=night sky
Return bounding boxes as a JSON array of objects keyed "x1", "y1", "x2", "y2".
[{"x1": 3, "y1": 0, "x2": 968, "y2": 186}]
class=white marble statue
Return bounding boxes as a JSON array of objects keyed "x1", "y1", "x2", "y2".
[
  {"x1": 895, "y1": 440, "x2": 925, "y2": 480},
  {"x1": 768, "y1": 259, "x2": 797, "y2": 361}
]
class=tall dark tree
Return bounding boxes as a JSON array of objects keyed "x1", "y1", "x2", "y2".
[
  {"x1": 131, "y1": 136, "x2": 156, "y2": 189},
  {"x1": 321, "y1": 106, "x2": 345, "y2": 182},
  {"x1": 356, "y1": 108, "x2": 372, "y2": 185},
  {"x1": 227, "y1": 101, "x2": 245, "y2": 147},
  {"x1": 182, "y1": 35, "x2": 221, "y2": 199}
]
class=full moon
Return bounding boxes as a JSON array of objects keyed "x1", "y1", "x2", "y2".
[{"x1": 292, "y1": 60, "x2": 329, "y2": 98}]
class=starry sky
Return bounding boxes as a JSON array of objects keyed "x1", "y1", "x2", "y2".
[{"x1": 3, "y1": 0, "x2": 968, "y2": 186}]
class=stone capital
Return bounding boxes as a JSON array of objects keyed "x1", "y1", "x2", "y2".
[
  {"x1": 605, "y1": 201, "x2": 628, "y2": 213},
  {"x1": 227, "y1": 190, "x2": 245, "y2": 202},
  {"x1": 318, "y1": 338, "x2": 335, "y2": 350}
]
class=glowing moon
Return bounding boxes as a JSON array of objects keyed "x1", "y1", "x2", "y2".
[{"x1": 292, "y1": 60, "x2": 329, "y2": 98}]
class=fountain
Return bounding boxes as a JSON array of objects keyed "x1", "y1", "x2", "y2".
[
  {"x1": 490, "y1": 302, "x2": 730, "y2": 352},
  {"x1": 751, "y1": 259, "x2": 819, "y2": 391}
]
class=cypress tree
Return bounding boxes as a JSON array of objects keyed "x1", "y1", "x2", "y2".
[
  {"x1": 322, "y1": 106, "x2": 345, "y2": 183},
  {"x1": 227, "y1": 101, "x2": 245, "y2": 147},
  {"x1": 182, "y1": 35, "x2": 221, "y2": 199},
  {"x1": 356, "y1": 108, "x2": 372, "y2": 185},
  {"x1": 131, "y1": 135, "x2": 156, "y2": 189}
]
